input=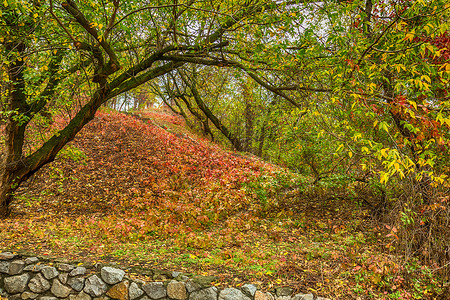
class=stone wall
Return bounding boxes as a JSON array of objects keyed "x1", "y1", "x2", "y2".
[{"x1": 0, "y1": 252, "x2": 330, "y2": 300}]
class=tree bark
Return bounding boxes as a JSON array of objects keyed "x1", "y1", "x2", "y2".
[
  {"x1": 0, "y1": 39, "x2": 29, "y2": 217},
  {"x1": 180, "y1": 71, "x2": 242, "y2": 151}
]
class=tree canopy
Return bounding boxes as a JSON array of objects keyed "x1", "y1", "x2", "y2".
[{"x1": 1, "y1": 0, "x2": 449, "y2": 279}]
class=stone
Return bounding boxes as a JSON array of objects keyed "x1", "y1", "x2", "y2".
[
  {"x1": 167, "y1": 281, "x2": 186, "y2": 300},
  {"x1": 255, "y1": 291, "x2": 275, "y2": 300},
  {"x1": 219, "y1": 288, "x2": 251, "y2": 300},
  {"x1": 0, "y1": 252, "x2": 16, "y2": 260},
  {"x1": 24, "y1": 265, "x2": 44, "y2": 272},
  {"x1": 68, "y1": 277, "x2": 86, "y2": 292},
  {"x1": 276, "y1": 297, "x2": 291, "y2": 300},
  {"x1": 59, "y1": 273, "x2": 68, "y2": 284},
  {"x1": 191, "y1": 276, "x2": 217, "y2": 288},
  {"x1": 9, "y1": 260, "x2": 26, "y2": 275},
  {"x1": 70, "y1": 267, "x2": 87, "y2": 277},
  {"x1": 275, "y1": 287, "x2": 293, "y2": 297},
  {"x1": 40, "y1": 297, "x2": 58, "y2": 300},
  {"x1": 24, "y1": 257, "x2": 39, "y2": 265},
  {"x1": 316, "y1": 298, "x2": 331, "y2": 300},
  {"x1": 69, "y1": 291, "x2": 92, "y2": 300},
  {"x1": 51, "y1": 278, "x2": 73, "y2": 298},
  {"x1": 184, "y1": 280, "x2": 201, "y2": 293},
  {"x1": 171, "y1": 271, "x2": 181, "y2": 278},
  {"x1": 4, "y1": 274, "x2": 30, "y2": 294},
  {"x1": 128, "y1": 282, "x2": 144, "y2": 300},
  {"x1": 41, "y1": 266, "x2": 59, "y2": 279},
  {"x1": 241, "y1": 284, "x2": 257, "y2": 297},
  {"x1": 189, "y1": 287, "x2": 218, "y2": 300},
  {"x1": 292, "y1": 294, "x2": 314, "y2": 300},
  {"x1": 57, "y1": 263, "x2": 75, "y2": 272},
  {"x1": 141, "y1": 282, "x2": 166, "y2": 299},
  {"x1": 93, "y1": 297, "x2": 110, "y2": 300},
  {"x1": 8, "y1": 294, "x2": 22, "y2": 300},
  {"x1": 101, "y1": 267, "x2": 125, "y2": 285},
  {"x1": 21, "y1": 292, "x2": 38, "y2": 299},
  {"x1": 28, "y1": 274, "x2": 51, "y2": 293},
  {"x1": 0, "y1": 261, "x2": 10, "y2": 273},
  {"x1": 106, "y1": 281, "x2": 129, "y2": 300},
  {"x1": 84, "y1": 275, "x2": 108, "y2": 297}
]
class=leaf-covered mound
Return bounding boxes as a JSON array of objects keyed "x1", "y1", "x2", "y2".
[{"x1": 0, "y1": 110, "x2": 445, "y2": 299}]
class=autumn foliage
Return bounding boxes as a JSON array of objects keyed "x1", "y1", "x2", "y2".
[{"x1": 0, "y1": 110, "x2": 447, "y2": 299}]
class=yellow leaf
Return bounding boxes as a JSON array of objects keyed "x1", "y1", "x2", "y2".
[
  {"x1": 98, "y1": 23, "x2": 103, "y2": 29},
  {"x1": 421, "y1": 74, "x2": 431, "y2": 83},
  {"x1": 348, "y1": 151, "x2": 353, "y2": 158},
  {"x1": 405, "y1": 31, "x2": 415, "y2": 42}
]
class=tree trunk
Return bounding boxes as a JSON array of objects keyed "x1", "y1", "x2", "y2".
[
  {"x1": 257, "y1": 116, "x2": 268, "y2": 157},
  {"x1": 0, "y1": 170, "x2": 16, "y2": 217},
  {"x1": 242, "y1": 80, "x2": 254, "y2": 152},
  {"x1": 0, "y1": 39, "x2": 30, "y2": 217},
  {"x1": 180, "y1": 71, "x2": 242, "y2": 151}
]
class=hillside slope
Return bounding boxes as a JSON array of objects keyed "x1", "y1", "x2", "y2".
[{"x1": 0, "y1": 110, "x2": 445, "y2": 299}]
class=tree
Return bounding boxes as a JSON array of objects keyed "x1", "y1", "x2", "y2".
[{"x1": 0, "y1": 0, "x2": 287, "y2": 217}]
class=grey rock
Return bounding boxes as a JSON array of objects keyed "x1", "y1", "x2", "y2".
[
  {"x1": 171, "y1": 271, "x2": 181, "y2": 278},
  {"x1": 100, "y1": 267, "x2": 125, "y2": 285},
  {"x1": 51, "y1": 278, "x2": 73, "y2": 298},
  {"x1": 84, "y1": 275, "x2": 108, "y2": 297},
  {"x1": 39, "y1": 297, "x2": 58, "y2": 300},
  {"x1": 21, "y1": 292, "x2": 39, "y2": 299},
  {"x1": 0, "y1": 261, "x2": 10, "y2": 273},
  {"x1": 59, "y1": 273, "x2": 68, "y2": 285},
  {"x1": 275, "y1": 287, "x2": 293, "y2": 297},
  {"x1": 9, "y1": 260, "x2": 26, "y2": 275},
  {"x1": 219, "y1": 288, "x2": 251, "y2": 300},
  {"x1": 241, "y1": 284, "x2": 257, "y2": 297},
  {"x1": 24, "y1": 265, "x2": 44, "y2": 272},
  {"x1": 93, "y1": 297, "x2": 110, "y2": 300},
  {"x1": 141, "y1": 282, "x2": 166, "y2": 299},
  {"x1": 276, "y1": 297, "x2": 291, "y2": 300},
  {"x1": 68, "y1": 277, "x2": 86, "y2": 292},
  {"x1": 28, "y1": 274, "x2": 51, "y2": 293},
  {"x1": 24, "y1": 257, "x2": 39, "y2": 265},
  {"x1": 167, "y1": 281, "x2": 186, "y2": 300},
  {"x1": 8, "y1": 294, "x2": 22, "y2": 300},
  {"x1": 128, "y1": 282, "x2": 144, "y2": 300},
  {"x1": 69, "y1": 291, "x2": 92, "y2": 300},
  {"x1": 189, "y1": 287, "x2": 218, "y2": 300},
  {"x1": 316, "y1": 298, "x2": 331, "y2": 300},
  {"x1": 184, "y1": 280, "x2": 201, "y2": 293},
  {"x1": 70, "y1": 267, "x2": 87, "y2": 277},
  {"x1": 0, "y1": 252, "x2": 16, "y2": 260},
  {"x1": 57, "y1": 263, "x2": 75, "y2": 272},
  {"x1": 41, "y1": 266, "x2": 59, "y2": 279},
  {"x1": 132, "y1": 279, "x2": 145, "y2": 285},
  {"x1": 292, "y1": 294, "x2": 314, "y2": 300},
  {"x1": 4, "y1": 274, "x2": 30, "y2": 294}
]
